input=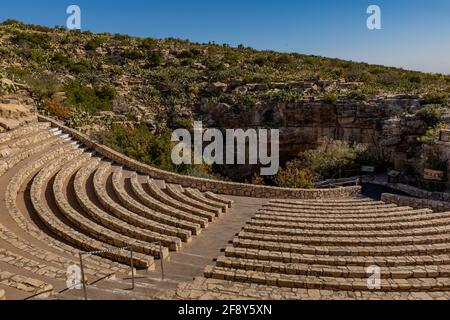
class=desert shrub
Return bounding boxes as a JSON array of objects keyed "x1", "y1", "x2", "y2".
[
  {"x1": 276, "y1": 162, "x2": 314, "y2": 189},
  {"x1": 41, "y1": 98, "x2": 72, "y2": 120},
  {"x1": 68, "y1": 59, "x2": 91, "y2": 74},
  {"x1": 122, "y1": 49, "x2": 144, "y2": 60},
  {"x1": 84, "y1": 38, "x2": 102, "y2": 51},
  {"x1": 323, "y1": 92, "x2": 337, "y2": 104},
  {"x1": 418, "y1": 123, "x2": 449, "y2": 144},
  {"x1": 25, "y1": 73, "x2": 61, "y2": 100},
  {"x1": 140, "y1": 38, "x2": 158, "y2": 50},
  {"x1": 98, "y1": 124, "x2": 177, "y2": 171},
  {"x1": 51, "y1": 52, "x2": 71, "y2": 66},
  {"x1": 299, "y1": 137, "x2": 367, "y2": 179},
  {"x1": 147, "y1": 51, "x2": 164, "y2": 67},
  {"x1": 416, "y1": 104, "x2": 443, "y2": 128},
  {"x1": 420, "y1": 92, "x2": 448, "y2": 105},
  {"x1": 11, "y1": 32, "x2": 51, "y2": 49},
  {"x1": 64, "y1": 81, "x2": 116, "y2": 113}
]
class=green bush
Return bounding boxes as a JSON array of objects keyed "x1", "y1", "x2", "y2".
[
  {"x1": 323, "y1": 92, "x2": 337, "y2": 104},
  {"x1": 147, "y1": 51, "x2": 164, "y2": 67},
  {"x1": 11, "y1": 32, "x2": 51, "y2": 49},
  {"x1": 416, "y1": 104, "x2": 443, "y2": 128},
  {"x1": 64, "y1": 81, "x2": 116, "y2": 113},
  {"x1": 299, "y1": 137, "x2": 367, "y2": 179},
  {"x1": 98, "y1": 124, "x2": 178, "y2": 171},
  {"x1": 276, "y1": 162, "x2": 314, "y2": 189}
]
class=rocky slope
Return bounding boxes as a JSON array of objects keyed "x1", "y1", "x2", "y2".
[{"x1": 1, "y1": 19, "x2": 450, "y2": 181}]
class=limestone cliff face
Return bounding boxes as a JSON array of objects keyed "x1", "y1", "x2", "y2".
[{"x1": 198, "y1": 96, "x2": 426, "y2": 179}]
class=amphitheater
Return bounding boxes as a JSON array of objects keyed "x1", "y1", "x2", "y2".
[{"x1": 0, "y1": 117, "x2": 450, "y2": 301}]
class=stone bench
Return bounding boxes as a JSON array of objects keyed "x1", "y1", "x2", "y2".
[
  {"x1": 47, "y1": 154, "x2": 154, "y2": 269},
  {"x1": 204, "y1": 191, "x2": 234, "y2": 208},
  {"x1": 243, "y1": 224, "x2": 450, "y2": 238},
  {"x1": 215, "y1": 255, "x2": 450, "y2": 279},
  {"x1": 74, "y1": 159, "x2": 169, "y2": 258},
  {"x1": 111, "y1": 168, "x2": 194, "y2": 240},
  {"x1": 0, "y1": 121, "x2": 50, "y2": 145},
  {"x1": 232, "y1": 238, "x2": 450, "y2": 256},
  {"x1": 130, "y1": 173, "x2": 208, "y2": 229},
  {"x1": 257, "y1": 208, "x2": 433, "y2": 220},
  {"x1": 147, "y1": 179, "x2": 216, "y2": 222},
  {"x1": 262, "y1": 204, "x2": 412, "y2": 213},
  {"x1": 204, "y1": 266, "x2": 450, "y2": 292},
  {"x1": 248, "y1": 217, "x2": 450, "y2": 232},
  {"x1": 183, "y1": 188, "x2": 229, "y2": 212},
  {"x1": 251, "y1": 211, "x2": 447, "y2": 225},
  {"x1": 93, "y1": 162, "x2": 186, "y2": 251},
  {"x1": 166, "y1": 184, "x2": 222, "y2": 216},
  {"x1": 0, "y1": 135, "x2": 66, "y2": 176},
  {"x1": 0, "y1": 270, "x2": 54, "y2": 298},
  {"x1": 93, "y1": 163, "x2": 182, "y2": 251},
  {"x1": 1, "y1": 128, "x2": 54, "y2": 149},
  {"x1": 0, "y1": 248, "x2": 67, "y2": 281},
  {"x1": 223, "y1": 246, "x2": 450, "y2": 267},
  {"x1": 237, "y1": 231, "x2": 450, "y2": 247},
  {"x1": 269, "y1": 198, "x2": 374, "y2": 205},
  {"x1": 3, "y1": 144, "x2": 126, "y2": 277}
]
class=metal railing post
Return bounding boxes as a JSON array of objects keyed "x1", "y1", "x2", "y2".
[
  {"x1": 79, "y1": 252, "x2": 88, "y2": 300},
  {"x1": 130, "y1": 245, "x2": 135, "y2": 290},
  {"x1": 159, "y1": 241, "x2": 165, "y2": 281}
]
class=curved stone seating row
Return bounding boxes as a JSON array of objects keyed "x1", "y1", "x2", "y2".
[
  {"x1": 184, "y1": 188, "x2": 229, "y2": 212},
  {"x1": 130, "y1": 173, "x2": 208, "y2": 229},
  {"x1": 266, "y1": 200, "x2": 388, "y2": 209},
  {"x1": 165, "y1": 184, "x2": 222, "y2": 216},
  {"x1": 262, "y1": 204, "x2": 411, "y2": 214},
  {"x1": 232, "y1": 238, "x2": 450, "y2": 256},
  {"x1": 4, "y1": 143, "x2": 129, "y2": 276},
  {"x1": 204, "y1": 191, "x2": 234, "y2": 208},
  {"x1": 251, "y1": 211, "x2": 442, "y2": 225},
  {"x1": 73, "y1": 160, "x2": 169, "y2": 258},
  {"x1": 146, "y1": 178, "x2": 215, "y2": 221},
  {"x1": 243, "y1": 224, "x2": 450, "y2": 239},
  {"x1": 237, "y1": 231, "x2": 450, "y2": 247},
  {"x1": 253, "y1": 213, "x2": 450, "y2": 225},
  {"x1": 0, "y1": 122, "x2": 50, "y2": 145},
  {"x1": 0, "y1": 248, "x2": 67, "y2": 280},
  {"x1": 0, "y1": 135, "x2": 66, "y2": 176},
  {"x1": 37, "y1": 153, "x2": 154, "y2": 269},
  {"x1": 205, "y1": 197, "x2": 450, "y2": 294},
  {"x1": 1, "y1": 128, "x2": 54, "y2": 150},
  {"x1": 215, "y1": 256, "x2": 450, "y2": 279},
  {"x1": 258, "y1": 208, "x2": 433, "y2": 220},
  {"x1": 94, "y1": 163, "x2": 183, "y2": 250},
  {"x1": 111, "y1": 168, "x2": 194, "y2": 240},
  {"x1": 248, "y1": 214, "x2": 450, "y2": 231},
  {"x1": 224, "y1": 247, "x2": 450, "y2": 267},
  {"x1": 269, "y1": 198, "x2": 375, "y2": 205},
  {"x1": 0, "y1": 270, "x2": 53, "y2": 298},
  {"x1": 204, "y1": 266, "x2": 450, "y2": 292}
]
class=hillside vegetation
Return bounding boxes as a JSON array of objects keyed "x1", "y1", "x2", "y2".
[{"x1": 1, "y1": 19, "x2": 450, "y2": 184}]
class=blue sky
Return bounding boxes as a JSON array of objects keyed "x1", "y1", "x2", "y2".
[{"x1": 1, "y1": 0, "x2": 449, "y2": 74}]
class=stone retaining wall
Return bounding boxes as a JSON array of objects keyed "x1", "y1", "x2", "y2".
[
  {"x1": 381, "y1": 193, "x2": 450, "y2": 212},
  {"x1": 38, "y1": 115, "x2": 361, "y2": 199},
  {"x1": 376, "y1": 181, "x2": 450, "y2": 201}
]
